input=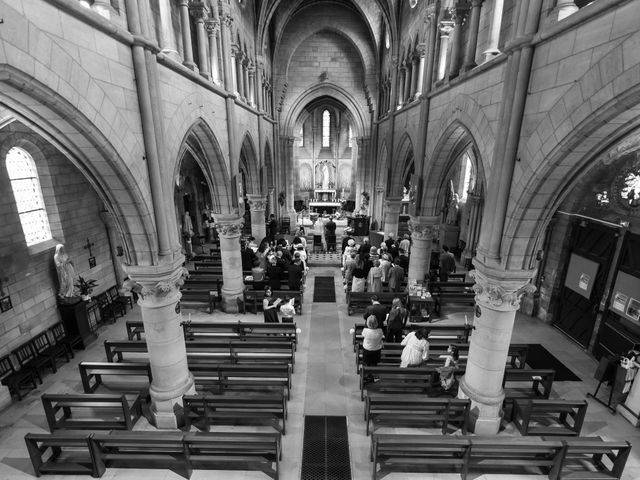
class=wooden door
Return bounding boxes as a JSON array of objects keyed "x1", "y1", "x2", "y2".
[{"x1": 553, "y1": 221, "x2": 617, "y2": 347}]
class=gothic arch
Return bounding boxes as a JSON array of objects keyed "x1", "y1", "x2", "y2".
[
  {"x1": 174, "y1": 119, "x2": 232, "y2": 215},
  {"x1": 283, "y1": 83, "x2": 368, "y2": 138},
  {"x1": 389, "y1": 133, "x2": 414, "y2": 197},
  {"x1": 503, "y1": 31, "x2": 640, "y2": 269},
  {"x1": 239, "y1": 133, "x2": 260, "y2": 195},
  {"x1": 422, "y1": 95, "x2": 493, "y2": 216},
  {"x1": 0, "y1": 65, "x2": 156, "y2": 265}
]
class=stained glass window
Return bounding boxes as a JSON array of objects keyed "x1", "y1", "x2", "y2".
[
  {"x1": 299, "y1": 124, "x2": 304, "y2": 147},
  {"x1": 6, "y1": 147, "x2": 52, "y2": 246},
  {"x1": 348, "y1": 125, "x2": 352, "y2": 148},
  {"x1": 322, "y1": 110, "x2": 330, "y2": 147}
]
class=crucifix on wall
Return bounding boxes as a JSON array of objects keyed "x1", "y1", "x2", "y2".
[{"x1": 84, "y1": 237, "x2": 96, "y2": 269}]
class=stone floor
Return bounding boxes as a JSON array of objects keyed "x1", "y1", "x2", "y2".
[{"x1": 1, "y1": 265, "x2": 640, "y2": 480}]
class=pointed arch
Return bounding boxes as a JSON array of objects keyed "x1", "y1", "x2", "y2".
[
  {"x1": 389, "y1": 133, "x2": 414, "y2": 197},
  {"x1": 239, "y1": 133, "x2": 260, "y2": 195}
]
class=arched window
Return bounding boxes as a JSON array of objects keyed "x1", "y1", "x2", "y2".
[
  {"x1": 348, "y1": 124, "x2": 353, "y2": 148},
  {"x1": 298, "y1": 124, "x2": 304, "y2": 147},
  {"x1": 322, "y1": 110, "x2": 330, "y2": 147},
  {"x1": 458, "y1": 151, "x2": 473, "y2": 202},
  {"x1": 6, "y1": 147, "x2": 52, "y2": 246}
]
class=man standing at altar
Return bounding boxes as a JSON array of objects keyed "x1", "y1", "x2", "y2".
[{"x1": 325, "y1": 215, "x2": 337, "y2": 253}]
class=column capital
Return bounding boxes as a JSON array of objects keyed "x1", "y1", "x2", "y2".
[
  {"x1": 470, "y1": 257, "x2": 536, "y2": 312},
  {"x1": 213, "y1": 214, "x2": 244, "y2": 238},
  {"x1": 205, "y1": 18, "x2": 220, "y2": 35},
  {"x1": 247, "y1": 194, "x2": 267, "y2": 211},
  {"x1": 189, "y1": 1, "x2": 209, "y2": 20},
  {"x1": 384, "y1": 196, "x2": 403, "y2": 212},
  {"x1": 222, "y1": 13, "x2": 233, "y2": 29},
  {"x1": 425, "y1": 3, "x2": 438, "y2": 22},
  {"x1": 123, "y1": 256, "x2": 187, "y2": 308},
  {"x1": 408, "y1": 215, "x2": 440, "y2": 241},
  {"x1": 448, "y1": 5, "x2": 469, "y2": 25},
  {"x1": 438, "y1": 20, "x2": 454, "y2": 37}
]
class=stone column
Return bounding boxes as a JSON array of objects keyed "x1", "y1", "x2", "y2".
[
  {"x1": 410, "y1": 54, "x2": 419, "y2": 99},
  {"x1": 461, "y1": 193, "x2": 483, "y2": 267},
  {"x1": 437, "y1": 21, "x2": 454, "y2": 80},
  {"x1": 483, "y1": 0, "x2": 504, "y2": 62},
  {"x1": 407, "y1": 216, "x2": 440, "y2": 285},
  {"x1": 158, "y1": 0, "x2": 180, "y2": 60},
  {"x1": 124, "y1": 258, "x2": 196, "y2": 428},
  {"x1": 556, "y1": 0, "x2": 578, "y2": 20},
  {"x1": 383, "y1": 197, "x2": 403, "y2": 238},
  {"x1": 205, "y1": 19, "x2": 221, "y2": 84},
  {"x1": 397, "y1": 66, "x2": 406, "y2": 108},
  {"x1": 283, "y1": 136, "x2": 297, "y2": 225},
  {"x1": 267, "y1": 187, "x2": 275, "y2": 218},
  {"x1": 213, "y1": 215, "x2": 245, "y2": 312},
  {"x1": 247, "y1": 194, "x2": 267, "y2": 241},
  {"x1": 447, "y1": 6, "x2": 468, "y2": 78},
  {"x1": 234, "y1": 48, "x2": 245, "y2": 99},
  {"x1": 230, "y1": 48, "x2": 239, "y2": 94},
  {"x1": 99, "y1": 210, "x2": 126, "y2": 288},
  {"x1": 219, "y1": 11, "x2": 234, "y2": 92},
  {"x1": 242, "y1": 57, "x2": 250, "y2": 103},
  {"x1": 414, "y1": 45, "x2": 426, "y2": 98},
  {"x1": 462, "y1": 0, "x2": 483, "y2": 72},
  {"x1": 460, "y1": 259, "x2": 536, "y2": 434},
  {"x1": 248, "y1": 65, "x2": 256, "y2": 106},
  {"x1": 178, "y1": 0, "x2": 196, "y2": 70},
  {"x1": 91, "y1": 0, "x2": 112, "y2": 19},
  {"x1": 190, "y1": 2, "x2": 210, "y2": 79},
  {"x1": 404, "y1": 61, "x2": 412, "y2": 103}
]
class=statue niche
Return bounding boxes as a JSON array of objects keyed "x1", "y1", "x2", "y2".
[{"x1": 315, "y1": 161, "x2": 335, "y2": 190}]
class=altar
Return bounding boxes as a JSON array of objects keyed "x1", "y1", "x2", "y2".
[
  {"x1": 309, "y1": 201, "x2": 341, "y2": 215},
  {"x1": 314, "y1": 189, "x2": 337, "y2": 202}
]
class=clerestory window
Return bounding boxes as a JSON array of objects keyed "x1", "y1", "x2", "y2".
[
  {"x1": 6, "y1": 147, "x2": 53, "y2": 246},
  {"x1": 322, "y1": 110, "x2": 330, "y2": 147}
]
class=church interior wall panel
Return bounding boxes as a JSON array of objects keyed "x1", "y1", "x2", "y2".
[{"x1": 0, "y1": 134, "x2": 115, "y2": 356}]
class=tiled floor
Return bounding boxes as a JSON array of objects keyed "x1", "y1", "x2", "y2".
[{"x1": 1, "y1": 266, "x2": 640, "y2": 480}]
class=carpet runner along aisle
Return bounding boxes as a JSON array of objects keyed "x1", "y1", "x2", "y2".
[
  {"x1": 526, "y1": 344, "x2": 581, "y2": 381},
  {"x1": 313, "y1": 276, "x2": 336, "y2": 303},
  {"x1": 301, "y1": 416, "x2": 352, "y2": 480}
]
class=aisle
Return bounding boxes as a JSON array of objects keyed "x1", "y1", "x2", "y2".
[{"x1": 303, "y1": 268, "x2": 350, "y2": 415}]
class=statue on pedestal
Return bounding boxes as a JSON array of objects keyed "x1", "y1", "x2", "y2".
[
  {"x1": 321, "y1": 164, "x2": 330, "y2": 190},
  {"x1": 54, "y1": 244, "x2": 77, "y2": 299}
]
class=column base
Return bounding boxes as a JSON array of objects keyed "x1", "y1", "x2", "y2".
[
  {"x1": 150, "y1": 373, "x2": 196, "y2": 429},
  {"x1": 458, "y1": 376, "x2": 505, "y2": 434},
  {"x1": 221, "y1": 289, "x2": 245, "y2": 313},
  {"x1": 0, "y1": 385, "x2": 12, "y2": 411},
  {"x1": 617, "y1": 402, "x2": 640, "y2": 427},
  {"x1": 483, "y1": 49, "x2": 501, "y2": 63}
]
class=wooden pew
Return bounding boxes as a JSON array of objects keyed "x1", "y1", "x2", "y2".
[
  {"x1": 184, "y1": 431, "x2": 281, "y2": 479},
  {"x1": 41, "y1": 393, "x2": 143, "y2": 431},
  {"x1": 513, "y1": 399, "x2": 588, "y2": 436},
  {"x1": 104, "y1": 340, "x2": 148, "y2": 362},
  {"x1": 346, "y1": 291, "x2": 405, "y2": 316},
  {"x1": 90, "y1": 431, "x2": 190, "y2": 478},
  {"x1": 0, "y1": 354, "x2": 39, "y2": 400},
  {"x1": 125, "y1": 320, "x2": 144, "y2": 340},
  {"x1": 551, "y1": 436, "x2": 631, "y2": 480},
  {"x1": 371, "y1": 434, "x2": 471, "y2": 479},
  {"x1": 218, "y1": 363, "x2": 292, "y2": 399},
  {"x1": 351, "y1": 322, "x2": 475, "y2": 352},
  {"x1": 364, "y1": 394, "x2": 470, "y2": 435},
  {"x1": 371, "y1": 434, "x2": 567, "y2": 480},
  {"x1": 179, "y1": 288, "x2": 219, "y2": 313},
  {"x1": 183, "y1": 392, "x2": 287, "y2": 434},
  {"x1": 24, "y1": 432, "x2": 99, "y2": 477},
  {"x1": 359, "y1": 365, "x2": 436, "y2": 400},
  {"x1": 503, "y1": 368, "x2": 556, "y2": 420},
  {"x1": 427, "y1": 281, "x2": 476, "y2": 313},
  {"x1": 78, "y1": 361, "x2": 152, "y2": 394}
]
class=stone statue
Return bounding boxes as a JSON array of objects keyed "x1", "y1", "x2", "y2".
[
  {"x1": 446, "y1": 193, "x2": 460, "y2": 225},
  {"x1": 322, "y1": 164, "x2": 330, "y2": 190},
  {"x1": 54, "y1": 244, "x2": 77, "y2": 298}
]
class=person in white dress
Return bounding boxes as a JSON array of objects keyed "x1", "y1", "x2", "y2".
[{"x1": 400, "y1": 328, "x2": 429, "y2": 368}]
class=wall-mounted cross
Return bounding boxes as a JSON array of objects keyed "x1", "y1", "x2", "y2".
[{"x1": 83, "y1": 237, "x2": 95, "y2": 257}]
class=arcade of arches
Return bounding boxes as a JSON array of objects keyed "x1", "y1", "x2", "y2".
[{"x1": 2, "y1": 0, "x2": 640, "y2": 470}]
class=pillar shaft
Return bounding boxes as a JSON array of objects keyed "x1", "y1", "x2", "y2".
[
  {"x1": 557, "y1": 0, "x2": 578, "y2": 20},
  {"x1": 205, "y1": 20, "x2": 220, "y2": 84},
  {"x1": 213, "y1": 215, "x2": 245, "y2": 312},
  {"x1": 243, "y1": 59, "x2": 250, "y2": 102},
  {"x1": 404, "y1": 63, "x2": 412, "y2": 103},
  {"x1": 397, "y1": 67, "x2": 406, "y2": 107},
  {"x1": 235, "y1": 51, "x2": 245, "y2": 98},
  {"x1": 247, "y1": 195, "x2": 267, "y2": 241},
  {"x1": 415, "y1": 46, "x2": 425, "y2": 98},
  {"x1": 157, "y1": 0, "x2": 179, "y2": 59},
  {"x1": 437, "y1": 22, "x2": 453, "y2": 80},
  {"x1": 124, "y1": 257, "x2": 194, "y2": 429},
  {"x1": 407, "y1": 216, "x2": 440, "y2": 285},
  {"x1": 448, "y1": 7, "x2": 468, "y2": 78},
  {"x1": 383, "y1": 197, "x2": 403, "y2": 237},
  {"x1": 462, "y1": 0, "x2": 483, "y2": 72},
  {"x1": 483, "y1": 0, "x2": 504, "y2": 61},
  {"x1": 190, "y1": 4, "x2": 209, "y2": 79},
  {"x1": 99, "y1": 210, "x2": 126, "y2": 287},
  {"x1": 459, "y1": 258, "x2": 536, "y2": 434},
  {"x1": 219, "y1": 12, "x2": 234, "y2": 92},
  {"x1": 178, "y1": 0, "x2": 195, "y2": 69}
]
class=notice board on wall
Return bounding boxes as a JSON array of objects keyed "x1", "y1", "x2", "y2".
[
  {"x1": 610, "y1": 271, "x2": 640, "y2": 323},
  {"x1": 564, "y1": 253, "x2": 599, "y2": 299}
]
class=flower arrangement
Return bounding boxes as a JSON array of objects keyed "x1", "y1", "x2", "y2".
[{"x1": 75, "y1": 276, "x2": 98, "y2": 297}]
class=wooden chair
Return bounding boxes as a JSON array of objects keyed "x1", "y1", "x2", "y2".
[
  {"x1": 107, "y1": 285, "x2": 133, "y2": 312},
  {"x1": 30, "y1": 331, "x2": 70, "y2": 372},
  {"x1": 48, "y1": 321, "x2": 83, "y2": 357},
  {"x1": 95, "y1": 292, "x2": 121, "y2": 324},
  {"x1": 281, "y1": 216, "x2": 290, "y2": 234},
  {"x1": 0, "y1": 354, "x2": 39, "y2": 400}
]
